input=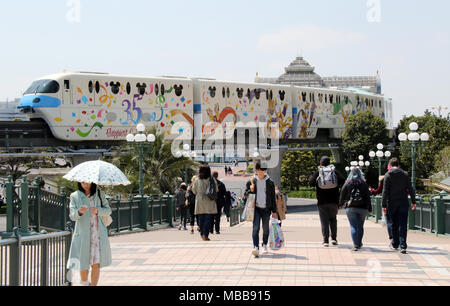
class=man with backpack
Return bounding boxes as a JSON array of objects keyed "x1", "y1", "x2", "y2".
[
  {"x1": 210, "y1": 172, "x2": 227, "y2": 235},
  {"x1": 309, "y1": 156, "x2": 346, "y2": 247},
  {"x1": 244, "y1": 161, "x2": 278, "y2": 258}
]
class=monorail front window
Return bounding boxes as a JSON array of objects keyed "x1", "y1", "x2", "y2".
[{"x1": 24, "y1": 80, "x2": 60, "y2": 95}]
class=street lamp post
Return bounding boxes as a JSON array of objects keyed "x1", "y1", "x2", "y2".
[
  {"x1": 175, "y1": 144, "x2": 197, "y2": 184},
  {"x1": 369, "y1": 144, "x2": 392, "y2": 177},
  {"x1": 398, "y1": 122, "x2": 430, "y2": 191},
  {"x1": 126, "y1": 124, "x2": 156, "y2": 197}
]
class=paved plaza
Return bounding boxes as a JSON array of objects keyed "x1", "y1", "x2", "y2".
[{"x1": 98, "y1": 199, "x2": 450, "y2": 286}]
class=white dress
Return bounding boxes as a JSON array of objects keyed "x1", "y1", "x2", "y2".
[{"x1": 88, "y1": 196, "x2": 101, "y2": 265}]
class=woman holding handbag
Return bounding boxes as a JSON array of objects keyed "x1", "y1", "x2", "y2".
[
  {"x1": 67, "y1": 182, "x2": 112, "y2": 286},
  {"x1": 339, "y1": 168, "x2": 372, "y2": 252}
]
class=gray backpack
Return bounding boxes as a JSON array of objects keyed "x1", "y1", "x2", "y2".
[{"x1": 317, "y1": 165, "x2": 338, "y2": 189}]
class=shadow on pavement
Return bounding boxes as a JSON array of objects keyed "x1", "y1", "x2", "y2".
[{"x1": 264, "y1": 254, "x2": 307, "y2": 260}]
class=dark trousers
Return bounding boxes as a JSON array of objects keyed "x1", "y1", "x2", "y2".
[
  {"x1": 198, "y1": 214, "x2": 212, "y2": 238},
  {"x1": 210, "y1": 205, "x2": 223, "y2": 233},
  {"x1": 252, "y1": 207, "x2": 271, "y2": 248},
  {"x1": 188, "y1": 205, "x2": 198, "y2": 227},
  {"x1": 318, "y1": 204, "x2": 338, "y2": 243},
  {"x1": 179, "y1": 206, "x2": 187, "y2": 228},
  {"x1": 388, "y1": 202, "x2": 409, "y2": 250}
]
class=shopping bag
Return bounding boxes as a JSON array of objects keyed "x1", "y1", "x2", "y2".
[
  {"x1": 269, "y1": 218, "x2": 285, "y2": 251},
  {"x1": 241, "y1": 194, "x2": 255, "y2": 222}
]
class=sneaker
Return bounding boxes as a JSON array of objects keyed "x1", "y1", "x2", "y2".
[
  {"x1": 184, "y1": 227, "x2": 188, "y2": 231},
  {"x1": 400, "y1": 249, "x2": 407, "y2": 254},
  {"x1": 357, "y1": 243, "x2": 363, "y2": 249},
  {"x1": 191, "y1": 229, "x2": 194, "y2": 234},
  {"x1": 323, "y1": 242, "x2": 329, "y2": 247},
  {"x1": 331, "y1": 240, "x2": 338, "y2": 246},
  {"x1": 352, "y1": 247, "x2": 359, "y2": 252},
  {"x1": 252, "y1": 247, "x2": 260, "y2": 258},
  {"x1": 178, "y1": 225, "x2": 182, "y2": 231},
  {"x1": 262, "y1": 245, "x2": 268, "y2": 254},
  {"x1": 389, "y1": 244, "x2": 399, "y2": 251},
  {"x1": 216, "y1": 231, "x2": 221, "y2": 235}
]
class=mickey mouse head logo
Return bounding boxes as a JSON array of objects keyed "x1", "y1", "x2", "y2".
[
  {"x1": 174, "y1": 85, "x2": 184, "y2": 97},
  {"x1": 236, "y1": 88, "x2": 244, "y2": 99},
  {"x1": 279, "y1": 90, "x2": 286, "y2": 101},
  {"x1": 136, "y1": 83, "x2": 147, "y2": 96},
  {"x1": 254, "y1": 89, "x2": 261, "y2": 100},
  {"x1": 110, "y1": 82, "x2": 121, "y2": 95},
  {"x1": 208, "y1": 86, "x2": 217, "y2": 98}
]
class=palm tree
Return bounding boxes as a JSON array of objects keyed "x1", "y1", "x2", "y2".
[{"x1": 105, "y1": 127, "x2": 199, "y2": 196}]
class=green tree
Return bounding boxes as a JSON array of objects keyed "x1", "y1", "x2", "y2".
[
  {"x1": 342, "y1": 111, "x2": 389, "y2": 186},
  {"x1": 342, "y1": 111, "x2": 389, "y2": 163},
  {"x1": 434, "y1": 146, "x2": 450, "y2": 177},
  {"x1": 0, "y1": 156, "x2": 54, "y2": 183},
  {"x1": 281, "y1": 147, "x2": 317, "y2": 191},
  {"x1": 396, "y1": 113, "x2": 450, "y2": 182},
  {"x1": 104, "y1": 127, "x2": 199, "y2": 196}
]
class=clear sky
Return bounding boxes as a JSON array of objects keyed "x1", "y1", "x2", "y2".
[{"x1": 0, "y1": 0, "x2": 449, "y2": 125}]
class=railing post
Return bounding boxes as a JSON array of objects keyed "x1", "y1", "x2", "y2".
[
  {"x1": 408, "y1": 196, "x2": 416, "y2": 230},
  {"x1": 9, "y1": 228, "x2": 21, "y2": 286},
  {"x1": 6, "y1": 176, "x2": 14, "y2": 233},
  {"x1": 40, "y1": 235, "x2": 49, "y2": 286},
  {"x1": 140, "y1": 196, "x2": 148, "y2": 231},
  {"x1": 20, "y1": 176, "x2": 29, "y2": 235},
  {"x1": 115, "y1": 197, "x2": 121, "y2": 234},
  {"x1": 129, "y1": 195, "x2": 133, "y2": 232},
  {"x1": 149, "y1": 196, "x2": 154, "y2": 227},
  {"x1": 34, "y1": 177, "x2": 42, "y2": 233},
  {"x1": 167, "y1": 194, "x2": 173, "y2": 228},
  {"x1": 375, "y1": 196, "x2": 382, "y2": 223},
  {"x1": 61, "y1": 187, "x2": 68, "y2": 232},
  {"x1": 435, "y1": 191, "x2": 447, "y2": 236},
  {"x1": 65, "y1": 222, "x2": 73, "y2": 286}
]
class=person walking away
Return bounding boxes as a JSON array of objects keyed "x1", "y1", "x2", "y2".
[
  {"x1": 186, "y1": 177, "x2": 199, "y2": 234},
  {"x1": 245, "y1": 161, "x2": 277, "y2": 258},
  {"x1": 67, "y1": 182, "x2": 112, "y2": 286},
  {"x1": 210, "y1": 172, "x2": 227, "y2": 234},
  {"x1": 192, "y1": 165, "x2": 218, "y2": 241},
  {"x1": 228, "y1": 166, "x2": 233, "y2": 176},
  {"x1": 224, "y1": 165, "x2": 229, "y2": 176},
  {"x1": 224, "y1": 191, "x2": 232, "y2": 222},
  {"x1": 340, "y1": 168, "x2": 372, "y2": 251},
  {"x1": 275, "y1": 186, "x2": 287, "y2": 227},
  {"x1": 176, "y1": 183, "x2": 188, "y2": 230},
  {"x1": 309, "y1": 156, "x2": 345, "y2": 247},
  {"x1": 370, "y1": 164, "x2": 394, "y2": 241},
  {"x1": 382, "y1": 158, "x2": 417, "y2": 254}
]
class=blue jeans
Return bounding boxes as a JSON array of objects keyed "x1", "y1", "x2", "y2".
[
  {"x1": 198, "y1": 214, "x2": 212, "y2": 238},
  {"x1": 388, "y1": 202, "x2": 409, "y2": 250},
  {"x1": 346, "y1": 208, "x2": 368, "y2": 248},
  {"x1": 252, "y1": 207, "x2": 271, "y2": 249}
]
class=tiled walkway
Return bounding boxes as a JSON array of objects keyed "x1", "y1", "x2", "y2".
[{"x1": 98, "y1": 203, "x2": 450, "y2": 286}]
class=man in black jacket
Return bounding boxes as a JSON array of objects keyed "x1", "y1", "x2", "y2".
[
  {"x1": 211, "y1": 172, "x2": 227, "y2": 234},
  {"x1": 309, "y1": 156, "x2": 346, "y2": 247},
  {"x1": 176, "y1": 184, "x2": 188, "y2": 230},
  {"x1": 382, "y1": 158, "x2": 416, "y2": 254},
  {"x1": 245, "y1": 161, "x2": 277, "y2": 258}
]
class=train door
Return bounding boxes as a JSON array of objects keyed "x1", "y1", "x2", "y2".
[{"x1": 62, "y1": 79, "x2": 72, "y2": 105}]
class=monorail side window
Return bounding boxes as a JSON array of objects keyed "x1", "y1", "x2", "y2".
[
  {"x1": 126, "y1": 83, "x2": 131, "y2": 95},
  {"x1": 89, "y1": 81, "x2": 93, "y2": 93},
  {"x1": 95, "y1": 81, "x2": 100, "y2": 94},
  {"x1": 64, "y1": 80, "x2": 70, "y2": 91}
]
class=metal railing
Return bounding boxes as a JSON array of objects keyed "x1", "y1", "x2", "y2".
[
  {"x1": 109, "y1": 194, "x2": 175, "y2": 235},
  {"x1": 2, "y1": 175, "x2": 177, "y2": 237},
  {"x1": 369, "y1": 191, "x2": 450, "y2": 236},
  {"x1": 0, "y1": 227, "x2": 72, "y2": 286},
  {"x1": 230, "y1": 206, "x2": 242, "y2": 227}
]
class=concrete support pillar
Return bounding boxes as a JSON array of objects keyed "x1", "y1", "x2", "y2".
[
  {"x1": 266, "y1": 147, "x2": 288, "y2": 188},
  {"x1": 70, "y1": 153, "x2": 103, "y2": 167}
]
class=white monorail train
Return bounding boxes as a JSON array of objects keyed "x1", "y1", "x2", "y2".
[{"x1": 18, "y1": 72, "x2": 394, "y2": 142}]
